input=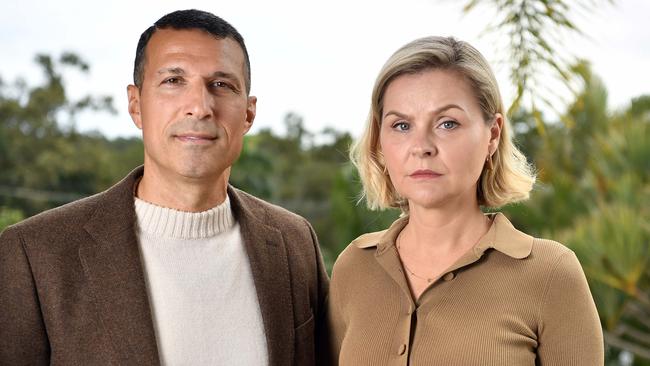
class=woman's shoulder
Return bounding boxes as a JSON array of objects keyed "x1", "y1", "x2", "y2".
[
  {"x1": 333, "y1": 230, "x2": 387, "y2": 269},
  {"x1": 529, "y1": 237, "x2": 586, "y2": 280},
  {"x1": 530, "y1": 235, "x2": 571, "y2": 253},
  {"x1": 506, "y1": 234, "x2": 588, "y2": 294},
  {"x1": 492, "y1": 213, "x2": 585, "y2": 279},
  {"x1": 529, "y1": 237, "x2": 579, "y2": 267},
  {"x1": 493, "y1": 213, "x2": 577, "y2": 265},
  {"x1": 334, "y1": 215, "x2": 407, "y2": 270}
]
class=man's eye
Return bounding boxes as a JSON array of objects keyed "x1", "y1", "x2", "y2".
[
  {"x1": 212, "y1": 81, "x2": 231, "y2": 89},
  {"x1": 392, "y1": 122, "x2": 410, "y2": 131},
  {"x1": 163, "y1": 77, "x2": 181, "y2": 84}
]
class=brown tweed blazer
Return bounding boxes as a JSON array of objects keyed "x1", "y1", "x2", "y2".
[{"x1": 0, "y1": 166, "x2": 329, "y2": 366}]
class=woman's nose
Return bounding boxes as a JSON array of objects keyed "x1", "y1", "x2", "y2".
[{"x1": 409, "y1": 129, "x2": 436, "y2": 157}]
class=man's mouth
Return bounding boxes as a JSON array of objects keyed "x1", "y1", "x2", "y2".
[{"x1": 174, "y1": 134, "x2": 217, "y2": 143}]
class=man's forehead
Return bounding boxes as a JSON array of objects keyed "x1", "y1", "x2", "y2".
[
  {"x1": 146, "y1": 28, "x2": 243, "y2": 61},
  {"x1": 145, "y1": 29, "x2": 245, "y2": 71}
]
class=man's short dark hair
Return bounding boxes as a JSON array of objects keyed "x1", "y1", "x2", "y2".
[{"x1": 133, "y1": 9, "x2": 251, "y2": 94}]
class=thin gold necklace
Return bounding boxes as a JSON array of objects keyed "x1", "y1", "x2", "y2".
[
  {"x1": 396, "y1": 236, "x2": 436, "y2": 283},
  {"x1": 395, "y1": 215, "x2": 492, "y2": 283}
]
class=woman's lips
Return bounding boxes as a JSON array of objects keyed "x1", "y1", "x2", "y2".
[{"x1": 409, "y1": 169, "x2": 442, "y2": 178}]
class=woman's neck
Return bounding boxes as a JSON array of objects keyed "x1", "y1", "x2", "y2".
[{"x1": 403, "y1": 204, "x2": 489, "y2": 254}]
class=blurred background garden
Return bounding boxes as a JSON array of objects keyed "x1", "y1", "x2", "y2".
[{"x1": 1, "y1": 0, "x2": 648, "y2": 363}]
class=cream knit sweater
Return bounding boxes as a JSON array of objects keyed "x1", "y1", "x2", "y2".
[{"x1": 134, "y1": 196, "x2": 268, "y2": 366}]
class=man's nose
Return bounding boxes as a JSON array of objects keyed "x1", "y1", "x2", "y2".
[{"x1": 184, "y1": 83, "x2": 213, "y2": 120}]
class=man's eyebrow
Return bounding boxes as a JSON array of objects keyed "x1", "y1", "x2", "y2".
[
  {"x1": 382, "y1": 104, "x2": 465, "y2": 120},
  {"x1": 158, "y1": 69, "x2": 240, "y2": 81},
  {"x1": 210, "y1": 71, "x2": 243, "y2": 86},
  {"x1": 157, "y1": 67, "x2": 185, "y2": 75},
  {"x1": 210, "y1": 71, "x2": 238, "y2": 79}
]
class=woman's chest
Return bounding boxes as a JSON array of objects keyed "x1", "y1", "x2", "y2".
[{"x1": 338, "y1": 262, "x2": 541, "y2": 365}]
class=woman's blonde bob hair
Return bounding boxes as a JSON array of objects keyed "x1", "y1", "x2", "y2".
[{"x1": 350, "y1": 36, "x2": 535, "y2": 210}]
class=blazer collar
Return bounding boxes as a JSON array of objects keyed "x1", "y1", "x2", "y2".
[
  {"x1": 80, "y1": 166, "x2": 160, "y2": 364},
  {"x1": 353, "y1": 212, "x2": 533, "y2": 260},
  {"x1": 227, "y1": 185, "x2": 295, "y2": 366}
]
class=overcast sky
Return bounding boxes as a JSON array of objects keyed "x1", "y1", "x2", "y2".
[{"x1": 2, "y1": 0, "x2": 649, "y2": 139}]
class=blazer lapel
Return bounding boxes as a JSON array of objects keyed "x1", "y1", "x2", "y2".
[
  {"x1": 229, "y1": 187, "x2": 294, "y2": 366},
  {"x1": 79, "y1": 167, "x2": 160, "y2": 365}
]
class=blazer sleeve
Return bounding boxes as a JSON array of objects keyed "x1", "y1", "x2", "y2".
[
  {"x1": 536, "y1": 250, "x2": 604, "y2": 365},
  {"x1": 0, "y1": 226, "x2": 50, "y2": 365}
]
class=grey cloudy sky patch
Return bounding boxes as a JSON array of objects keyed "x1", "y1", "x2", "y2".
[{"x1": 2, "y1": 0, "x2": 649, "y2": 138}]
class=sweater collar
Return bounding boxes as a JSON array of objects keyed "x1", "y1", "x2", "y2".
[
  {"x1": 134, "y1": 196, "x2": 235, "y2": 239},
  {"x1": 352, "y1": 212, "x2": 533, "y2": 260}
]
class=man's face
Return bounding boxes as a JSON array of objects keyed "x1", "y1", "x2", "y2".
[{"x1": 127, "y1": 28, "x2": 256, "y2": 182}]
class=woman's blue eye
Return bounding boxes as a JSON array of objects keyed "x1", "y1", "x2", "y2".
[
  {"x1": 440, "y1": 120, "x2": 458, "y2": 129},
  {"x1": 393, "y1": 122, "x2": 409, "y2": 131}
]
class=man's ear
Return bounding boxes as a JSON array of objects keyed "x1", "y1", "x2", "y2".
[
  {"x1": 488, "y1": 113, "x2": 503, "y2": 155},
  {"x1": 127, "y1": 84, "x2": 143, "y2": 130},
  {"x1": 243, "y1": 95, "x2": 257, "y2": 135}
]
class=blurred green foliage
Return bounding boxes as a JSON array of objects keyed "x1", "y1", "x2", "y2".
[
  {"x1": 0, "y1": 207, "x2": 23, "y2": 231},
  {"x1": 501, "y1": 63, "x2": 650, "y2": 363},
  {"x1": 0, "y1": 52, "x2": 141, "y2": 220},
  {"x1": 1, "y1": 47, "x2": 648, "y2": 362},
  {"x1": 460, "y1": 0, "x2": 615, "y2": 129}
]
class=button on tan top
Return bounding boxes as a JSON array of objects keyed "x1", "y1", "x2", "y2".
[
  {"x1": 397, "y1": 344, "x2": 407, "y2": 355},
  {"x1": 443, "y1": 272, "x2": 455, "y2": 281}
]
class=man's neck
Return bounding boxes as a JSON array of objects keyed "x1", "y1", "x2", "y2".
[{"x1": 136, "y1": 168, "x2": 229, "y2": 212}]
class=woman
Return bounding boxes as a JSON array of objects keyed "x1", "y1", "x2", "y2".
[{"x1": 325, "y1": 36, "x2": 603, "y2": 365}]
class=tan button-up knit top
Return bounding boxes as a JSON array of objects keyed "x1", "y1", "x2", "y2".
[{"x1": 324, "y1": 213, "x2": 603, "y2": 365}]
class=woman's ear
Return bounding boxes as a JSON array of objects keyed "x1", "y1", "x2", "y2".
[{"x1": 488, "y1": 113, "x2": 503, "y2": 156}]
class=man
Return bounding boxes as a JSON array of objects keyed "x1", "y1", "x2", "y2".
[{"x1": 0, "y1": 9, "x2": 328, "y2": 365}]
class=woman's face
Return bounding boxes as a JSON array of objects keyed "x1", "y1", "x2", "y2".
[{"x1": 379, "y1": 69, "x2": 501, "y2": 211}]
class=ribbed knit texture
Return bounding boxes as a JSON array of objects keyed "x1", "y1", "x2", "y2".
[
  {"x1": 135, "y1": 196, "x2": 235, "y2": 239},
  {"x1": 134, "y1": 197, "x2": 268, "y2": 366},
  {"x1": 326, "y1": 213, "x2": 604, "y2": 365}
]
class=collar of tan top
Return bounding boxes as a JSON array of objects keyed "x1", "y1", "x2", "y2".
[{"x1": 351, "y1": 212, "x2": 533, "y2": 259}]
